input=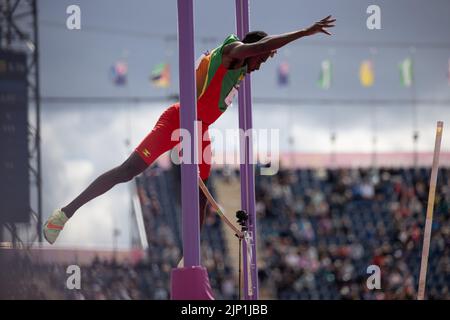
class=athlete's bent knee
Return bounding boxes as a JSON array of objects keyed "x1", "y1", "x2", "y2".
[
  {"x1": 116, "y1": 165, "x2": 134, "y2": 183},
  {"x1": 117, "y1": 154, "x2": 147, "y2": 183}
]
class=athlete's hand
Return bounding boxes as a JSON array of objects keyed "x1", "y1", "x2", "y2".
[{"x1": 304, "y1": 15, "x2": 336, "y2": 36}]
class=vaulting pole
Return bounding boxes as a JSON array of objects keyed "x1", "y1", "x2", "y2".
[
  {"x1": 417, "y1": 121, "x2": 443, "y2": 300},
  {"x1": 235, "y1": 0, "x2": 259, "y2": 300}
]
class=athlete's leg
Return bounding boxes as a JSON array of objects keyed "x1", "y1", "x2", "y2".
[
  {"x1": 61, "y1": 152, "x2": 148, "y2": 218},
  {"x1": 44, "y1": 103, "x2": 181, "y2": 244},
  {"x1": 61, "y1": 103, "x2": 181, "y2": 220},
  {"x1": 44, "y1": 151, "x2": 151, "y2": 244}
]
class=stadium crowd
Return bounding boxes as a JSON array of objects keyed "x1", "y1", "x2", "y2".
[
  {"x1": 1, "y1": 166, "x2": 448, "y2": 300},
  {"x1": 255, "y1": 166, "x2": 449, "y2": 299}
]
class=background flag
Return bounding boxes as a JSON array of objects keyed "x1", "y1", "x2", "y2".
[
  {"x1": 151, "y1": 63, "x2": 170, "y2": 88},
  {"x1": 277, "y1": 61, "x2": 289, "y2": 87},
  {"x1": 318, "y1": 59, "x2": 332, "y2": 89},
  {"x1": 359, "y1": 60, "x2": 374, "y2": 87},
  {"x1": 399, "y1": 57, "x2": 413, "y2": 87},
  {"x1": 110, "y1": 60, "x2": 128, "y2": 86}
]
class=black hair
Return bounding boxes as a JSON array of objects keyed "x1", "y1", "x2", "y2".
[{"x1": 242, "y1": 31, "x2": 268, "y2": 44}]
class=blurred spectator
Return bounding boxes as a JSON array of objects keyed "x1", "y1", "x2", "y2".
[
  {"x1": 256, "y1": 167, "x2": 450, "y2": 300},
  {"x1": 1, "y1": 167, "x2": 448, "y2": 300}
]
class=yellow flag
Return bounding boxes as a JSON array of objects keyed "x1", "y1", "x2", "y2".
[{"x1": 359, "y1": 60, "x2": 374, "y2": 87}]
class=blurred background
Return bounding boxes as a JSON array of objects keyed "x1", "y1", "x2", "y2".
[{"x1": 0, "y1": 0, "x2": 449, "y2": 299}]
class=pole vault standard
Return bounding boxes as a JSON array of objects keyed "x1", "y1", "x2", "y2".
[
  {"x1": 235, "y1": 0, "x2": 259, "y2": 300},
  {"x1": 171, "y1": 0, "x2": 258, "y2": 300},
  {"x1": 171, "y1": 0, "x2": 213, "y2": 300}
]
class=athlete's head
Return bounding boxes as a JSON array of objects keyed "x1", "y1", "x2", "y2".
[
  {"x1": 242, "y1": 31, "x2": 268, "y2": 44},
  {"x1": 242, "y1": 31, "x2": 276, "y2": 73}
]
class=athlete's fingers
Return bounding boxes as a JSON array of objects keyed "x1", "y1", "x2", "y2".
[
  {"x1": 319, "y1": 21, "x2": 335, "y2": 27},
  {"x1": 321, "y1": 29, "x2": 332, "y2": 35},
  {"x1": 320, "y1": 23, "x2": 333, "y2": 28}
]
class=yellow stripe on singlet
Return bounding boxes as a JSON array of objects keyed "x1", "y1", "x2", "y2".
[{"x1": 196, "y1": 51, "x2": 214, "y2": 99}]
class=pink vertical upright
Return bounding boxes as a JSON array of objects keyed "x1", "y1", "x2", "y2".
[
  {"x1": 235, "y1": 0, "x2": 259, "y2": 300},
  {"x1": 170, "y1": 0, "x2": 214, "y2": 300}
]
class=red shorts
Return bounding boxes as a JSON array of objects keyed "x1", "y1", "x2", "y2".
[{"x1": 135, "y1": 103, "x2": 212, "y2": 180}]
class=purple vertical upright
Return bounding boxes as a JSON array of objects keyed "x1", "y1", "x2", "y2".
[
  {"x1": 171, "y1": 0, "x2": 214, "y2": 300},
  {"x1": 177, "y1": 0, "x2": 200, "y2": 268},
  {"x1": 235, "y1": 0, "x2": 259, "y2": 300}
]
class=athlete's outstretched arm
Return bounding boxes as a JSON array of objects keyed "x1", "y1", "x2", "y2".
[{"x1": 225, "y1": 15, "x2": 335, "y2": 60}]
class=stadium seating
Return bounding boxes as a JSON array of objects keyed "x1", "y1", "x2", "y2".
[
  {"x1": 255, "y1": 166, "x2": 449, "y2": 299},
  {"x1": 1, "y1": 166, "x2": 448, "y2": 300}
]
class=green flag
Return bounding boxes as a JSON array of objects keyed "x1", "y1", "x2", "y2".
[
  {"x1": 399, "y1": 57, "x2": 413, "y2": 87},
  {"x1": 318, "y1": 59, "x2": 332, "y2": 90}
]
